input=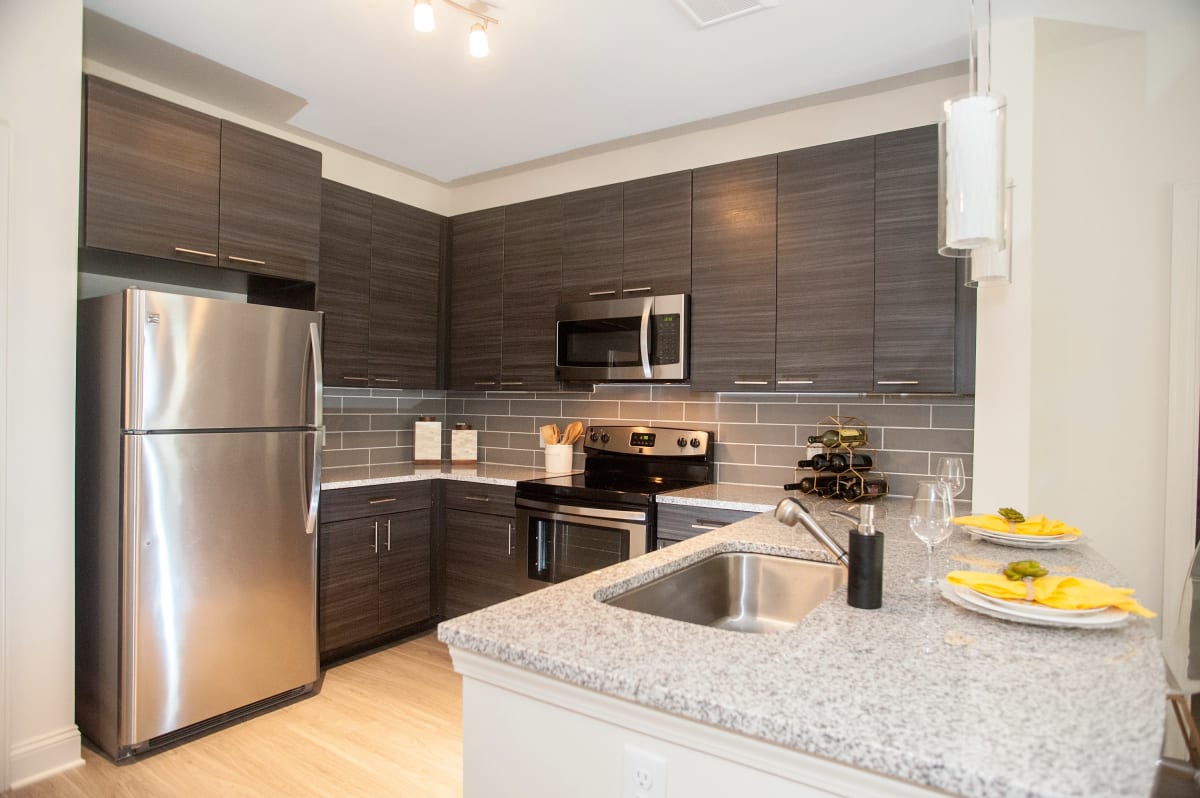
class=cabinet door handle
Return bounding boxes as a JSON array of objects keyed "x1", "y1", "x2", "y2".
[
  {"x1": 386, "y1": 518, "x2": 392, "y2": 552},
  {"x1": 373, "y1": 377, "x2": 400, "y2": 384},
  {"x1": 777, "y1": 379, "x2": 815, "y2": 385},
  {"x1": 507, "y1": 522, "x2": 513, "y2": 556},
  {"x1": 173, "y1": 246, "x2": 216, "y2": 259},
  {"x1": 227, "y1": 255, "x2": 267, "y2": 266},
  {"x1": 368, "y1": 497, "x2": 397, "y2": 505},
  {"x1": 623, "y1": 286, "x2": 653, "y2": 294},
  {"x1": 733, "y1": 380, "x2": 770, "y2": 386},
  {"x1": 690, "y1": 522, "x2": 725, "y2": 531},
  {"x1": 372, "y1": 520, "x2": 379, "y2": 553},
  {"x1": 876, "y1": 380, "x2": 920, "y2": 385},
  {"x1": 587, "y1": 290, "x2": 617, "y2": 297},
  {"x1": 463, "y1": 495, "x2": 491, "y2": 503},
  {"x1": 474, "y1": 380, "x2": 498, "y2": 387},
  {"x1": 343, "y1": 376, "x2": 369, "y2": 382},
  {"x1": 499, "y1": 380, "x2": 524, "y2": 386}
]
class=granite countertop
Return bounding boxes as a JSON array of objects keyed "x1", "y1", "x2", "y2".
[
  {"x1": 658, "y1": 482, "x2": 794, "y2": 513},
  {"x1": 438, "y1": 497, "x2": 1165, "y2": 798},
  {"x1": 321, "y1": 462, "x2": 557, "y2": 489}
]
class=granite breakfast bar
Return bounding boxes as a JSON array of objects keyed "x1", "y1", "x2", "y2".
[{"x1": 438, "y1": 496, "x2": 1165, "y2": 798}]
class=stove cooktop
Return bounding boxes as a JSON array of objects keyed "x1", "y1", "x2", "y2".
[{"x1": 515, "y1": 425, "x2": 714, "y2": 510}]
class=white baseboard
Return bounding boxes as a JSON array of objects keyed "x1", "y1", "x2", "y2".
[{"x1": 7, "y1": 727, "x2": 82, "y2": 791}]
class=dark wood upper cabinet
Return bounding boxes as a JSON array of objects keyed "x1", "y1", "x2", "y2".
[
  {"x1": 317, "y1": 180, "x2": 371, "y2": 386},
  {"x1": 560, "y1": 184, "x2": 623, "y2": 303},
  {"x1": 218, "y1": 121, "x2": 321, "y2": 283},
  {"x1": 690, "y1": 155, "x2": 778, "y2": 392},
  {"x1": 502, "y1": 196, "x2": 562, "y2": 391},
  {"x1": 873, "y1": 126, "x2": 957, "y2": 393},
  {"x1": 449, "y1": 208, "x2": 506, "y2": 390},
  {"x1": 776, "y1": 138, "x2": 876, "y2": 393},
  {"x1": 621, "y1": 170, "x2": 692, "y2": 297},
  {"x1": 370, "y1": 197, "x2": 443, "y2": 388},
  {"x1": 83, "y1": 77, "x2": 322, "y2": 285},
  {"x1": 83, "y1": 76, "x2": 221, "y2": 264}
]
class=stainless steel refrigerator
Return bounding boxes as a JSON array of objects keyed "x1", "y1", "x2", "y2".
[{"x1": 76, "y1": 288, "x2": 323, "y2": 759}]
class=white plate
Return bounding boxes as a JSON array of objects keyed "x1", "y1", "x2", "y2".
[
  {"x1": 962, "y1": 525, "x2": 1083, "y2": 550},
  {"x1": 940, "y1": 582, "x2": 1130, "y2": 628},
  {"x1": 967, "y1": 587, "x2": 1109, "y2": 619}
]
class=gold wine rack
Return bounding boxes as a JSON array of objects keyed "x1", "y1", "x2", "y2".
[{"x1": 785, "y1": 415, "x2": 889, "y2": 502}]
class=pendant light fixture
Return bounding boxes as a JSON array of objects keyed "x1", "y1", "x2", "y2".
[
  {"x1": 413, "y1": 0, "x2": 499, "y2": 58},
  {"x1": 939, "y1": 0, "x2": 1009, "y2": 275},
  {"x1": 413, "y1": 0, "x2": 435, "y2": 33}
]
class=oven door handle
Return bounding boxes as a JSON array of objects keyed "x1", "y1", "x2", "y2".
[{"x1": 639, "y1": 297, "x2": 653, "y2": 380}]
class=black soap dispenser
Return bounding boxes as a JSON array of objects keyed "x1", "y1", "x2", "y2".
[{"x1": 847, "y1": 504, "x2": 883, "y2": 609}]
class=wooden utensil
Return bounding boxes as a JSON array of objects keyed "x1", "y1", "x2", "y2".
[
  {"x1": 563, "y1": 421, "x2": 584, "y2": 445},
  {"x1": 550, "y1": 423, "x2": 561, "y2": 445},
  {"x1": 540, "y1": 424, "x2": 558, "y2": 446}
]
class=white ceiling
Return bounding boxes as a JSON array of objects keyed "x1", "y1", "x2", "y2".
[{"x1": 82, "y1": 0, "x2": 973, "y2": 184}]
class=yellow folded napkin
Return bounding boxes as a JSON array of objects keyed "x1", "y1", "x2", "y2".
[
  {"x1": 952, "y1": 513, "x2": 1081, "y2": 537},
  {"x1": 947, "y1": 570, "x2": 1155, "y2": 617}
]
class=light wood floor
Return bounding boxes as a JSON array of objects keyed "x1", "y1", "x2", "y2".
[{"x1": 11, "y1": 634, "x2": 463, "y2": 797}]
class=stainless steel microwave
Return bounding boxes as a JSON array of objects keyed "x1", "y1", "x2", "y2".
[{"x1": 555, "y1": 294, "x2": 688, "y2": 382}]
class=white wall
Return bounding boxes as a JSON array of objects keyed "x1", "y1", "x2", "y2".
[
  {"x1": 976, "y1": 3, "x2": 1200, "y2": 620},
  {"x1": 0, "y1": 0, "x2": 84, "y2": 788},
  {"x1": 448, "y1": 74, "x2": 966, "y2": 215}
]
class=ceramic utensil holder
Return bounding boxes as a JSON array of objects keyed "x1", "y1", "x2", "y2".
[
  {"x1": 414, "y1": 416, "x2": 442, "y2": 464},
  {"x1": 544, "y1": 444, "x2": 573, "y2": 473},
  {"x1": 451, "y1": 423, "x2": 477, "y2": 464}
]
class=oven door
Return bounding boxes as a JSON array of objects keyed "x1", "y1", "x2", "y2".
[{"x1": 514, "y1": 500, "x2": 648, "y2": 594}]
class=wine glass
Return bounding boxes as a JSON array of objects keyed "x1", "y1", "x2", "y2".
[
  {"x1": 934, "y1": 456, "x2": 966, "y2": 517},
  {"x1": 909, "y1": 480, "x2": 955, "y2": 587}
]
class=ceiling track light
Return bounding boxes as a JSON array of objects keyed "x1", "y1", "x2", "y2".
[{"x1": 412, "y1": 0, "x2": 499, "y2": 58}]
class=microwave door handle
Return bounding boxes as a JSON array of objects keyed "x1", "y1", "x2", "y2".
[{"x1": 639, "y1": 298, "x2": 652, "y2": 379}]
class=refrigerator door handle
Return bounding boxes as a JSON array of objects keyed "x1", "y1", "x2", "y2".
[
  {"x1": 308, "y1": 322, "x2": 324, "y2": 429},
  {"x1": 304, "y1": 432, "x2": 320, "y2": 536}
]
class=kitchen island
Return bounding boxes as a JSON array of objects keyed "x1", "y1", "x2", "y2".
[{"x1": 438, "y1": 497, "x2": 1164, "y2": 798}]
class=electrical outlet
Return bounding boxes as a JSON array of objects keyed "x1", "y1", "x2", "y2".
[{"x1": 623, "y1": 744, "x2": 666, "y2": 798}]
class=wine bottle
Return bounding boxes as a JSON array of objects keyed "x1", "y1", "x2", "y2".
[
  {"x1": 797, "y1": 475, "x2": 841, "y2": 496},
  {"x1": 840, "y1": 476, "x2": 889, "y2": 501},
  {"x1": 796, "y1": 453, "x2": 874, "y2": 473},
  {"x1": 807, "y1": 428, "x2": 867, "y2": 448}
]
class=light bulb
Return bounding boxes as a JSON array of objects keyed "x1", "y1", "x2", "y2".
[
  {"x1": 469, "y1": 22, "x2": 488, "y2": 58},
  {"x1": 413, "y1": 0, "x2": 435, "y2": 33}
]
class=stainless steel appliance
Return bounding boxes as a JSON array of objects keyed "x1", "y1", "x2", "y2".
[
  {"x1": 75, "y1": 289, "x2": 323, "y2": 759},
  {"x1": 555, "y1": 293, "x2": 688, "y2": 382},
  {"x1": 514, "y1": 426, "x2": 713, "y2": 593}
]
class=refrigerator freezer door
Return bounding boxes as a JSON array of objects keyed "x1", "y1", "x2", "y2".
[
  {"x1": 122, "y1": 429, "x2": 319, "y2": 748},
  {"x1": 124, "y1": 289, "x2": 322, "y2": 431}
]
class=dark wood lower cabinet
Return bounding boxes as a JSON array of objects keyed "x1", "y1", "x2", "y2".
[
  {"x1": 377, "y1": 509, "x2": 433, "y2": 631},
  {"x1": 318, "y1": 486, "x2": 433, "y2": 661},
  {"x1": 318, "y1": 518, "x2": 379, "y2": 654},
  {"x1": 444, "y1": 509, "x2": 517, "y2": 618}
]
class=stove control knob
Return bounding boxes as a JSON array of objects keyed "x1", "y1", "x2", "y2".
[
  {"x1": 690, "y1": 438, "x2": 702, "y2": 448},
  {"x1": 589, "y1": 432, "x2": 599, "y2": 443},
  {"x1": 600, "y1": 433, "x2": 610, "y2": 444},
  {"x1": 677, "y1": 437, "x2": 687, "y2": 448}
]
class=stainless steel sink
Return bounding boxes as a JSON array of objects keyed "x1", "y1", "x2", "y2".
[{"x1": 602, "y1": 551, "x2": 845, "y2": 633}]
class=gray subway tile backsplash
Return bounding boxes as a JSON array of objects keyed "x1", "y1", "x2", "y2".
[{"x1": 321, "y1": 384, "x2": 975, "y2": 498}]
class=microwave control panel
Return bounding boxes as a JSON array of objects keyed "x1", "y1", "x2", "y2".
[{"x1": 650, "y1": 314, "x2": 681, "y2": 366}]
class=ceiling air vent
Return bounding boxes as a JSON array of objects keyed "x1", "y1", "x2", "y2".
[{"x1": 671, "y1": 0, "x2": 779, "y2": 28}]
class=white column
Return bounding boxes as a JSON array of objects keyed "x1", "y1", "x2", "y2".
[{"x1": 0, "y1": 0, "x2": 84, "y2": 787}]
